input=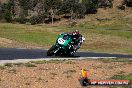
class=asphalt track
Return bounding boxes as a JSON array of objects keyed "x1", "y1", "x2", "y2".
[{"x1": 0, "y1": 48, "x2": 132, "y2": 61}]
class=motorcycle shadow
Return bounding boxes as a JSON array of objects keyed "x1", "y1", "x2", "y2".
[{"x1": 47, "y1": 55, "x2": 80, "y2": 58}]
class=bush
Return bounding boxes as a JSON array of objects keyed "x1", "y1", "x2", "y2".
[
  {"x1": 82, "y1": 0, "x2": 98, "y2": 14},
  {"x1": 98, "y1": 0, "x2": 113, "y2": 8},
  {"x1": 30, "y1": 15, "x2": 40, "y2": 25},
  {"x1": 30, "y1": 14, "x2": 46, "y2": 25},
  {"x1": 3, "y1": 11, "x2": 12, "y2": 22},
  {"x1": 0, "y1": 2, "x2": 2, "y2": 20},
  {"x1": 0, "y1": 1, "x2": 14, "y2": 22},
  {"x1": 117, "y1": 5, "x2": 125, "y2": 10},
  {"x1": 15, "y1": 17, "x2": 27, "y2": 24},
  {"x1": 60, "y1": 0, "x2": 86, "y2": 19},
  {"x1": 0, "y1": 15, "x2": 2, "y2": 21}
]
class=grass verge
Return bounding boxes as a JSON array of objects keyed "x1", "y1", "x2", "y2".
[
  {"x1": 111, "y1": 73, "x2": 132, "y2": 81},
  {"x1": 0, "y1": 22, "x2": 131, "y2": 54},
  {"x1": 97, "y1": 58, "x2": 132, "y2": 64}
]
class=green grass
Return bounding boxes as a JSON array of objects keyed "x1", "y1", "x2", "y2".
[
  {"x1": 0, "y1": 23, "x2": 58, "y2": 46},
  {"x1": 63, "y1": 69, "x2": 76, "y2": 74},
  {"x1": 71, "y1": 19, "x2": 132, "y2": 54},
  {"x1": 4, "y1": 63, "x2": 13, "y2": 67},
  {"x1": 98, "y1": 58, "x2": 132, "y2": 64},
  {"x1": 24, "y1": 63, "x2": 37, "y2": 67},
  {"x1": 63, "y1": 69, "x2": 76, "y2": 78},
  {"x1": 8, "y1": 69, "x2": 17, "y2": 74},
  {"x1": 0, "y1": 65, "x2": 5, "y2": 70},
  {"x1": 25, "y1": 82, "x2": 30, "y2": 85},
  {"x1": 13, "y1": 63, "x2": 24, "y2": 66},
  {"x1": 75, "y1": 21, "x2": 132, "y2": 39},
  {"x1": 50, "y1": 72, "x2": 57, "y2": 76},
  {"x1": 110, "y1": 73, "x2": 132, "y2": 88},
  {"x1": 124, "y1": 49, "x2": 132, "y2": 54},
  {"x1": 30, "y1": 60, "x2": 48, "y2": 64},
  {"x1": 111, "y1": 73, "x2": 132, "y2": 81},
  {"x1": 0, "y1": 45, "x2": 6, "y2": 48},
  {"x1": 65, "y1": 60, "x2": 76, "y2": 64},
  {"x1": 30, "y1": 59, "x2": 64, "y2": 64},
  {"x1": 0, "y1": 22, "x2": 131, "y2": 54}
]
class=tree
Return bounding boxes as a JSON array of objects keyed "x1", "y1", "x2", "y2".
[
  {"x1": 44, "y1": 0, "x2": 62, "y2": 24},
  {"x1": 82, "y1": 0, "x2": 98, "y2": 14},
  {"x1": 28, "y1": 0, "x2": 39, "y2": 10},
  {"x1": 98, "y1": 0, "x2": 113, "y2": 8},
  {"x1": 74, "y1": 3, "x2": 86, "y2": 18},
  {"x1": 1, "y1": 0, "x2": 15, "y2": 22},
  {"x1": 0, "y1": 1, "x2": 2, "y2": 20},
  {"x1": 60, "y1": 0, "x2": 86, "y2": 20},
  {"x1": 122, "y1": 0, "x2": 132, "y2": 7},
  {"x1": 18, "y1": 0, "x2": 30, "y2": 23}
]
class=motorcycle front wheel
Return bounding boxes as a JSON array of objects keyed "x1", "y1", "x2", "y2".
[{"x1": 47, "y1": 45, "x2": 57, "y2": 56}]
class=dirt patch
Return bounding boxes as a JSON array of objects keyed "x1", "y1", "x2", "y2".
[
  {"x1": 0, "y1": 59, "x2": 131, "y2": 88},
  {"x1": 0, "y1": 37, "x2": 44, "y2": 49},
  {"x1": 0, "y1": 37, "x2": 13, "y2": 46}
]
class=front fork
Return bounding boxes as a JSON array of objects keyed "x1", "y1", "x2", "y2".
[{"x1": 53, "y1": 45, "x2": 61, "y2": 54}]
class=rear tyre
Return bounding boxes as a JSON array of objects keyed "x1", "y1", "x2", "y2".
[
  {"x1": 65, "y1": 51, "x2": 74, "y2": 57},
  {"x1": 47, "y1": 45, "x2": 56, "y2": 56}
]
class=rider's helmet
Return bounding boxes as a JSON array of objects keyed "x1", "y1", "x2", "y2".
[{"x1": 72, "y1": 30, "x2": 79, "y2": 36}]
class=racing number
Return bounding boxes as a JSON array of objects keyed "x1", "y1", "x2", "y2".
[{"x1": 58, "y1": 38, "x2": 65, "y2": 45}]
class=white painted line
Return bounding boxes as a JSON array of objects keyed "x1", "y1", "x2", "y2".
[
  {"x1": 79, "y1": 57, "x2": 117, "y2": 59},
  {"x1": 0, "y1": 58, "x2": 75, "y2": 65},
  {"x1": 0, "y1": 59, "x2": 46, "y2": 65},
  {"x1": 0, "y1": 57, "x2": 117, "y2": 65}
]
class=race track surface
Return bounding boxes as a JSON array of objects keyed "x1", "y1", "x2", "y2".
[{"x1": 0, "y1": 48, "x2": 132, "y2": 60}]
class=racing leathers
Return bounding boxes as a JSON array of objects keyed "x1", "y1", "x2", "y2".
[{"x1": 61, "y1": 33, "x2": 83, "y2": 52}]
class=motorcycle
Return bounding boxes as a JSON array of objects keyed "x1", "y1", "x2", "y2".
[{"x1": 47, "y1": 33, "x2": 85, "y2": 56}]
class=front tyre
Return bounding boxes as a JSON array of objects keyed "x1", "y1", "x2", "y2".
[{"x1": 47, "y1": 45, "x2": 56, "y2": 56}]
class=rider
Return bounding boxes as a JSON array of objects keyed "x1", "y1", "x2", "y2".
[
  {"x1": 69, "y1": 30, "x2": 83, "y2": 51},
  {"x1": 60, "y1": 30, "x2": 84, "y2": 52}
]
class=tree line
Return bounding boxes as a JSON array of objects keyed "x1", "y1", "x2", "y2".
[{"x1": 0, "y1": 0, "x2": 114, "y2": 25}]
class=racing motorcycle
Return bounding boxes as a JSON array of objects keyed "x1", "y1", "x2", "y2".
[{"x1": 47, "y1": 33, "x2": 85, "y2": 56}]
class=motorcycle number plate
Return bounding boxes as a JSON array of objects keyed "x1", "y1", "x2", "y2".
[{"x1": 58, "y1": 38, "x2": 65, "y2": 45}]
